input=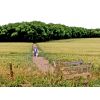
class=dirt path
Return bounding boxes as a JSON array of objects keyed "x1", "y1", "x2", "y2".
[{"x1": 33, "y1": 56, "x2": 54, "y2": 73}]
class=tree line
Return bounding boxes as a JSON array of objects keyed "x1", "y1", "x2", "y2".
[{"x1": 0, "y1": 21, "x2": 100, "y2": 42}]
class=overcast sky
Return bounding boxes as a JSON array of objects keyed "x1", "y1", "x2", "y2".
[{"x1": 0, "y1": 0, "x2": 100, "y2": 28}]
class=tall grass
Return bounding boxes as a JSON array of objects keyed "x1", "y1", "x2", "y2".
[
  {"x1": 0, "y1": 43, "x2": 36, "y2": 86},
  {"x1": 0, "y1": 40, "x2": 100, "y2": 87},
  {"x1": 37, "y1": 38, "x2": 100, "y2": 86},
  {"x1": 37, "y1": 38, "x2": 100, "y2": 68}
]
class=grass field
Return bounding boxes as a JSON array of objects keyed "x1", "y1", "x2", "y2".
[
  {"x1": 0, "y1": 43, "x2": 37, "y2": 86},
  {"x1": 0, "y1": 43, "x2": 33, "y2": 68},
  {"x1": 0, "y1": 38, "x2": 100, "y2": 87},
  {"x1": 37, "y1": 38, "x2": 100, "y2": 68},
  {"x1": 37, "y1": 38, "x2": 100, "y2": 86}
]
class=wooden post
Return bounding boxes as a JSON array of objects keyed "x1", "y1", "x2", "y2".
[
  {"x1": 53, "y1": 61, "x2": 56, "y2": 68},
  {"x1": 9, "y1": 63, "x2": 13, "y2": 79}
]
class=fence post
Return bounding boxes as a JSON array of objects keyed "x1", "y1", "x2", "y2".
[
  {"x1": 53, "y1": 61, "x2": 56, "y2": 68},
  {"x1": 9, "y1": 62, "x2": 14, "y2": 79}
]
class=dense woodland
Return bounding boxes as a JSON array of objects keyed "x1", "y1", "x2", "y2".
[{"x1": 0, "y1": 21, "x2": 100, "y2": 42}]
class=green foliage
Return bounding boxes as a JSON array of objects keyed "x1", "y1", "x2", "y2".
[{"x1": 0, "y1": 21, "x2": 100, "y2": 42}]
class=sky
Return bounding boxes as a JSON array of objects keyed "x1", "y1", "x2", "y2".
[{"x1": 0, "y1": 0, "x2": 100, "y2": 28}]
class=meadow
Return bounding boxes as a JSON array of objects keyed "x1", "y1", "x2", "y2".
[
  {"x1": 0, "y1": 43, "x2": 33, "y2": 67},
  {"x1": 0, "y1": 42, "x2": 72, "y2": 87},
  {"x1": 0, "y1": 38, "x2": 100, "y2": 87},
  {"x1": 37, "y1": 38, "x2": 100, "y2": 86},
  {"x1": 37, "y1": 38, "x2": 100, "y2": 68},
  {"x1": 0, "y1": 43, "x2": 36, "y2": 86}
]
